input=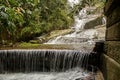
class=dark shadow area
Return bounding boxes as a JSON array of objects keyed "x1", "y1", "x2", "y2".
[{"x1": 88, "y1": 41, "x2": 104, "y2": 72}]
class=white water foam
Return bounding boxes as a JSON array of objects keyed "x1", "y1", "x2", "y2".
[
  {"x1": 68, "y1": 0, "x2": 80, "y2": 8},
  {"x1": 0, "y1": 68, "x2": 95, "y2": 80},
  {"x1": 45, "y1": 7, "x2": 100, "y2": 44}
]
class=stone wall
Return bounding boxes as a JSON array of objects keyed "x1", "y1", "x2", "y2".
[{"x1": 100, "y1": 0, "x2": 120, "y2": 80}]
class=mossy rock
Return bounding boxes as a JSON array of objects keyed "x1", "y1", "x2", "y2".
[{"x1": 46, "y1": 29, "x2": 73, "y2": 40}]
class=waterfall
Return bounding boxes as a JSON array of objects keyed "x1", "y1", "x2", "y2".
[
  {"x1": 102, "y1": 17, "x2": 106, "y2": 25},
  {"x1": 44, "y1": 0, "x2": 106, "y2": 44},
  {"x1": 68, "y1": 0, "x2": 80, "y2": 8},
  {"x1": 45, "y1": 7, "x2": 100, "y2": 44},
  {"x1": 0, "y1": 0, "x2": 104, "y2": 79},
  {"x1": 0, "y1": 49, "x2": 92, "y2": 73}
]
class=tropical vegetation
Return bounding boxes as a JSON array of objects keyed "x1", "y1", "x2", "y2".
[{"x1": 0, "y1": 0, "x2": 106, "y2": 45}]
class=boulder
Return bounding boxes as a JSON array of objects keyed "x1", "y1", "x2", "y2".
[{"x1": 84, "y1": 17, "x2": 103, "y2": 29}]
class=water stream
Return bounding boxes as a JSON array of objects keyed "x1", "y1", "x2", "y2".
[
  {"x1": 0, "y1": 50, "x2": 92, "y2": 72},
  {"x1": 0, "y1": 68, "x2": 94, "y2": 80},
  {"x1": 0, "y1": 49, "x2": 95, "y2": 80},
  {"x1": 45, "y1": 7, "x2": 105, "y2": 44},
  {"x1": 0, "y1": 0, "x2": 103, "y2": 80}
]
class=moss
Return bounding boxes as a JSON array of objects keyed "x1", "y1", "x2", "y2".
[
  {"x1": 45, "y1": 29, "x2": 73, "y2": 41},
  {"x1": 17, "y1": 42, "x2": 75, "y2": 49},
  {"x1": 29, "y1": 40, "x2": 40, "y2": 44},
  {"x1": 18, "y1": 42, "x2": 40, "y2": 48}
]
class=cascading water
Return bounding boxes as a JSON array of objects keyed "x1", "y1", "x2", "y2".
[
  {"x1": 0, "y1": 49, "x2": 96, "y2": 80},
  {"x1": 0, "y1": 50, "x2": 91, "y2": 72},
  {"x1": 45, "y1": 7, "x2": 105, "y2": 44},
  {"x1": 0, "y1": 0, "x2": 104, "y2": 80},
  {"x1": 68, "y1": 0, "x2": 80, "y2": 8}
]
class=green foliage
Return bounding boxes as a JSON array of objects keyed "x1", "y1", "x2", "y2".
[
  {"x1": 0, "y1": 0, "x2": 105, "y2": 44},
  {"x1": 95, "y1": 0, "x2": 106, "y2": 9},
  {"x1": 0, "y1": 5, "x2": 24, "y2": 43},
  {"x1": 18, "y1": 42, "x2": 40, "y2": 48},
  {"x1": 84, "y1": 0, "x2": 106, "y2": 8},
  {"x1": 0, "y1": 0, "x2": 73, "y2": 43}
]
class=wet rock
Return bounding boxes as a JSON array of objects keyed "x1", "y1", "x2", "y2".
[
  {"x1": 75, "y1": 77, "x2": 95, "y2": 80},
  {"x1": 84, "y1": 17, "x2": 103, "y2": 29},
  {"x1": 75, "y1": 72, "x2": 95, "y2": 80}
]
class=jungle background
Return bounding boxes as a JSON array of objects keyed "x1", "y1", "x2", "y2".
[{"x1": 0, "y1": 0, "x2": 105, "y2": 48}]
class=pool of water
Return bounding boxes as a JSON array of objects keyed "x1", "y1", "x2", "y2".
[{"x1": 0, "y1": 68, "x2": 95, "y2": 80}]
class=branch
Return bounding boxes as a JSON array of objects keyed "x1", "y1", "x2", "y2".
[{"x1": 5, "y1": 0, "x2": 11, "y2": 7}]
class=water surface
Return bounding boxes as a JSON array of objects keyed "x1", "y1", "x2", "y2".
[{"x1": 0, "y1": 68, "x2": 95, "y2": 80}]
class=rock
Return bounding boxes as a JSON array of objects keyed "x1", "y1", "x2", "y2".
[
  {"x1": 29, "y1": 40, "x2": 40, "y2": 44},
  {"x1": 75, "y1": 77, "x2": 95, "y2": 80},
  {"x1": 75, "y1": 77, "x2": 84, "y2": 80},
  {"x1": 84, "y1": 17, "x2": 103, "y2": 29}
]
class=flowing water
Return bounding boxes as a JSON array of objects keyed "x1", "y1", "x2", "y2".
[
  {"x1": 68, "y1": 0, "x2": 80, "y2": 8},
  {"x1": 0, "y1": 50, "x2": 92, "y2": 72},
  {"x1": 0, "y1": 68, "x2": 95, "y2": 80},
  {"x1": 0, "y1": 49, "x2": 96, "y2": 80},
  {"x1": 0, "y1": 0, "x2": 103, "y2": 80},
  {"x1": 45, "y1": 7, "x2": 105, "y2": 44}
]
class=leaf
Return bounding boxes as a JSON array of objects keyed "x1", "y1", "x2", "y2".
[
  {"x1": 0, "y1": 12, "x2": 8, "y2": 19},
  {"x1": 26, "y1": 10, "x2": 32, "y2": 14}
]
